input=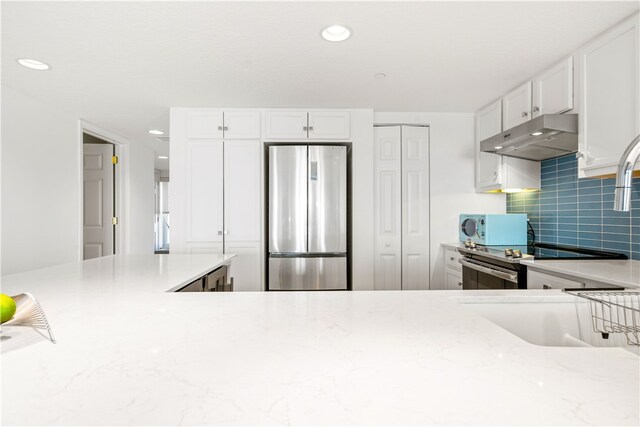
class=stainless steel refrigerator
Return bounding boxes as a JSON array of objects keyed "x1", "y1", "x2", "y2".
[{"x1": 267, "y1": 144, "x2": 350, "y2": 290}]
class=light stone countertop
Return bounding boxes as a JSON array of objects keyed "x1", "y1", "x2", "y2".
[
  {"x1": 522, "y1": 259, "x2": 640, "y2": 289},
  {"x1": 1, "y1": 254, "x2": 639, "y2": 426}
]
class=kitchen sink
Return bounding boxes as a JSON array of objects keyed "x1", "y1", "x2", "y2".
[{"x1": 458, "y1": 294, "x2": 638, "y2": 354}]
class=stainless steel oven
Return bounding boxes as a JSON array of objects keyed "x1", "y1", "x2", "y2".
[
  {"x1": 459, "y1": 256, "x2": 526, "y2": 290},
  {"x1": 457, "y1": 243, "x2": 628, "y2": 290}
]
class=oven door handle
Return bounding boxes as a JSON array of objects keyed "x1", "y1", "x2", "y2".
[{"x1": 459, "y1": 258, "x2": 518, "y2": 283}]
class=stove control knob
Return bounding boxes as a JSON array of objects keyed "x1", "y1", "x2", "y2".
[
  {"x1": 512, "y1": 250, "x2": 522, "y2": 259},
  {"x1": 505, "y1": 249, "x2": 513, "y2": 256}
]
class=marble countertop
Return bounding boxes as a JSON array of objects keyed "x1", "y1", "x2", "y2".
[
  {"x1": 1, "y1": 255, "x2": 638, "y2": 426},
  {"x1": 522, "y1": 259, "x2": 640, "y2": 289}
]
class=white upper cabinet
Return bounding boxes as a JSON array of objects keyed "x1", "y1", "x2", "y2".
[
  {"x1": 308, "y1": 111, "x2": 350, "y2": 140},
  {"x1": 186, "y1": 110, "x2": 224, "y2": 139},
  {"x1": 223, "y1": 111, "x2": 261, "y2": 139},
  {"x1": 476, "y1": 99, "x2": 541, "y2": 192},
  {"x1": 502, "y1": 81, "x2": 533, "y2": 129},
  {"x1": 185, "y1": 110, "x2": 260, "y2": 140},
  {"x1": 476, "y1": 99, "x2": 504, "y2": 192},
  {"x1": 265, "y1": 111, "x2": 308, "y2": 140},
  {"x1": 265, "y1": 110, "x2": 351, "y2": 140},
  {"x1": 579, "y1": 13, "x2": 640, "y2": 178},
  {"x1": 532, "y1": 56, "x2": 574, "y2": 117}
]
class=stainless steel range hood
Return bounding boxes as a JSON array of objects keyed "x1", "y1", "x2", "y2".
[{"x1": 480, "y1": 114, "x2": 578, "y2": 161}]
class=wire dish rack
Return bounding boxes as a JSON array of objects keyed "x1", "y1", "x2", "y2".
[
  {"x1": 564, "y1": 290, "x2": 640, "y2": 346},
  {"x1": 1, "y1": 293, "x2": 56, "y2": 344}
]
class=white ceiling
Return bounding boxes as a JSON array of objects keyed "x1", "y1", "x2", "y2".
[{"x1": 2, "y1": 1, "x2": 639, "y2": 171}]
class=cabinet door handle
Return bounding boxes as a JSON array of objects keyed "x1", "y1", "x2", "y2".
[
  {"x1": 223, "y1": 126, "x2": 228, "y2": 131},
  {"x1": 503, "y1": 133, "x2": 511, "y2": 139},
  {"x1": 521, "y1": 112, "x2": 528, "y2": 118},
  {"x1": 450, "y1": 256, "x2": 455, "y2": 261},
  {"x1": 308, "y1": 126, "x2": 314, "y2": 131},
  {"x1": 224, "y1": 230, "x2": 229, "y2": 235},
  {"x1": 532, "y1": 106, "x2": 540, "y2": 113},
  {"x1": 458, "y1": 281, "x2": 462, "y2": 287},
  {"x1": 303, "y1": 126, "x2": 308, "y2": 131},
  {"x1": 218, "y1": 231, "x2": 223, "y2": 236},
  {"x1": 217, "y1": 126, "x2": 223, "y2": 131},
  {"x1": 385, "y1": 243, "x2": 391, "y2": 247}
]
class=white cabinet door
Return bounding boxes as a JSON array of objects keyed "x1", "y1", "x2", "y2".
[
  {"x1": 476, "y1": 99, "x2": 504, "y2": 191},
  {"x1": 186, "y1": 110, "x2": 224, "y2": 139},
  {"x1": 224, "y1": 140, "x2": 261, "y2": 242},
  {"x1": 401, "y1": 126, "x2": 429, "y2": 290},
  {"x1": 502, "y1": 81, "x2": 532, "y2": 129},
  {"x1": 308, "y1": 111, "x2": 350, "y2": 140},
  {"x1": 533, "y1": 56, "x2": 574, "y2": 117},
  {"x1": 445, "y1": 268, "x2": 463, "y2": 290},
  {"x1": 223, "y1": 111, "x2": 261, "y2": 139},
  {"x1": 186, "y1": 140, "x2": 224, "y2": 243},
  {"x1": 265, "y1": 111, "x2": 308, "y2": 140},
  {"x1": 528, "y1": 270, "x2": 583, "y2": 290},
  {"x1": 225, "y1": 241, "x2": 262, "y2": 292},
  {"x1": 579, "y1": 14, "x2": 640, "y2": 177},
  {"x1": 374, "y1": 126, "x2": 402, "y2": 291},
  {"x1": 503, "y1": 157, "x2": 541, "y2": 190}
]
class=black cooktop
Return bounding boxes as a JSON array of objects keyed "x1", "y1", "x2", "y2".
[{"x1": 530, "y1": 243, "x2": 628, "y2": 260}]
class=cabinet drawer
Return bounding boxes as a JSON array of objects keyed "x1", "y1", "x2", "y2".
[
  {"x1": 528, "y1": 270, "x2": 584, "y2": 290},
  {"x1": 445, "y1": 248, "x2": 462, "y2": 271}
]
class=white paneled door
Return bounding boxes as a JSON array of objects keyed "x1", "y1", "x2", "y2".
[
  {"x1": 374, "y1": 126, "x2": 402, "y2": 290},
  {"x1": 401, "y1": 126, "x2": 430, "y2": 290},
  {"x1": 186, "y1": 140, "x2": 224, "y2": 243},
  {"x1": 374, "y1": 125, "x2": 430, "y2": 291},
  {"x1": 83, "y1": 143, "x2": 114, "y2": 260}
]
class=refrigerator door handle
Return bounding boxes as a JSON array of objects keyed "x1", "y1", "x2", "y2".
[{"x1": 310, "y1": 161, "x2": 318, "y2": 181}]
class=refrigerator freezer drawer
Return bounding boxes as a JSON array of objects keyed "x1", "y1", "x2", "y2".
[{"x1": 269, "y1": 256, "x2": 347, "y2": 290}]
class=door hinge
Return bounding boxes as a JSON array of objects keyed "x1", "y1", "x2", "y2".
[
  {"x1": 112, "y1": 155, "x2": 119, "y2": 165},
  {"x1": 112, "y1": 217, "x2": 118, "y2": 225}
]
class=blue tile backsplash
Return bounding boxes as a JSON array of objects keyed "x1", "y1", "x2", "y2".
[{"x1": 507, "y1": 154, "x2": 640, "y2": 260}]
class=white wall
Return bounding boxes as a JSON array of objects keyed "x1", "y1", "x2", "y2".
[
  {"x1": 127, "y1": 142, "x2": 155, "y2": 254},
  {"x1": 374, "y1": 112, "x2": 506, "y2": 289},
  {"x1": 350, "y1": 109, "x2": 375, "y2": 291},
  {"x1": 1, "y1": 86, "x2": 155, "y2": 275}
]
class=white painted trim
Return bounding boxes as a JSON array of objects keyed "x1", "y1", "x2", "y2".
[{"x1": 77, "y1": 120, "x2": 130, "y2": 261}]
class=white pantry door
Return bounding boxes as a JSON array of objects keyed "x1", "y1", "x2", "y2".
[
  {"x1": 401, "y1": 126, "x2": 430, "y2": 290},
  {"x1": 83, "y1": 143, "x2": 114, "y2": 259},
  {"x1": 373, "y1": 126, "x2": 402, "y2": 290}
]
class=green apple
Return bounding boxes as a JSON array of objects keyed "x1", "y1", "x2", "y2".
[{"x1": 0, "y1": 294, "x2": 16, "y2": 323}]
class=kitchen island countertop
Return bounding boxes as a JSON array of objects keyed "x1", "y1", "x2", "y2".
[{"x1": 1, "y1": 254, "x2": 638, "y2": 426}]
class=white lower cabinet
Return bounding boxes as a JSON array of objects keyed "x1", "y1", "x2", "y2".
[
  {"x1": 528, "y1": 270, "x2": 584, "y2": 290},
  {"x1": 225, "y1": 241, "x2": 262, "y2": 292},
  {"x1": 374, "y1": 125, "x2": 430, "y2": 290},
  {"x1": 446, "y1": 268, "x2": 463, "y2": 290}
]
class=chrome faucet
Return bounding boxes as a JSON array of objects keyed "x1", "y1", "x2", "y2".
[{"x1": 614, "y1": 134, "x2": 640, "y2": 211}]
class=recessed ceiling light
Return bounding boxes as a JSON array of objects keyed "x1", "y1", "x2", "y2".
[
  {"x1": 494, "y1": 146, "x2": 503, "y2": 150},
  {"x1": 375, "y1": 73, "x2": 387, "y2": 79},
  {"x1": 16, "y1": 58, "x2": 50, "y2": 70},
  {"x1": 321, "y1": 25, "x2": 351, "y2": 42},
  {"x1": 157, "y1": 156, "x2": 169, "y2": 159},
  {"x1": 148, "y1": 129, "x2": 164, "y2": 135}
]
